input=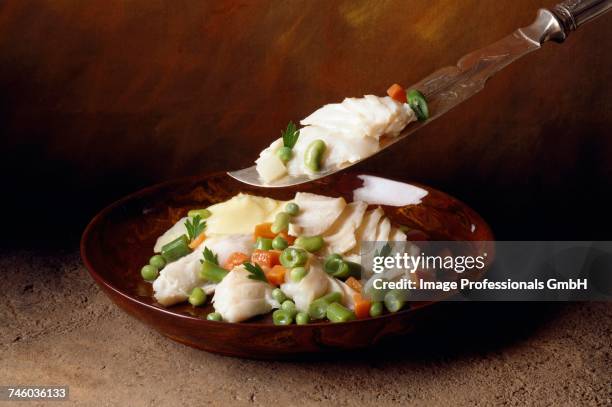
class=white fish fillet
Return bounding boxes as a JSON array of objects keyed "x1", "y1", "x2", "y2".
[
  {"x1": 152, "y1": 234, "x2": 253, "y2": 307},
  {"x1": 375, "y1": 217, "x2": 391, "y2": 242},
  {"x1": 286, "y1": 126, "x2": 379, "y2": 176},
  {"x1": 323, "y1": 201, "x2": 368, "y2": 255},
  {"x1": 255, "y1": 139, "x2": 287, "y2": 183},
  {"x1": 352, "y1": 174, "x2": 428, "y2": 206},
  {"x1": 154, "y1": 216, "x2": 189, "y2": 253},
  {"x1": 255, "y1": 95, "x2": 415, "y2": 182},
  {"x1": 280, "y1": 257, "x2": 330, "y2": 312},
  {"x1": 212, "y1": 267, "x2": 278, "y2": 323},
  {"x1": 389, "y1": 227, "x2": 407, "y2": 242},
  {"x1": 288, "y1": 192, "x2": 346, "y2": 236},
  {"x1": 301, "y1": 103, "x2": 373, "y2": 138},
  {"x1": 327, "y1": 276, "x2": 358, "y2": 310},
  {"x1": 355, "y1": 207, "x2": 384, "y2": 243}
]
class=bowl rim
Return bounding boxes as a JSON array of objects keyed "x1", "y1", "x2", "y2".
[{"x1": 80, "y1": 171, "x2": 494, "y2": 328}]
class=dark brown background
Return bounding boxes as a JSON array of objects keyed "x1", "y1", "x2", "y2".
[{"x1": 1, "y1": 0, "x2": 610, "y2": 247}]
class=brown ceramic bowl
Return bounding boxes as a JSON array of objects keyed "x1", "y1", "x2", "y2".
[{"x1": 81, "y1": 172, "x2": 493, "y2": 359}]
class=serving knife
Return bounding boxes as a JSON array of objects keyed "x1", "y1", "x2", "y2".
[{"x1": 229, "y1": 0, "x2": 611, "y2": 188}]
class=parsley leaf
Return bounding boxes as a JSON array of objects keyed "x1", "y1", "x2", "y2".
[
  {"x1": 185, "y1": 215, "x2": 206, "y2": 241},
  {"x1": 243, "y1": 262, "x2": 268, "y2": 283},
  {"x1": 202, "y1": 247, "x2": 219, "y2": 265},
  {"x1": 282, "y1": 121, "x2": 300, "y2": 149}
]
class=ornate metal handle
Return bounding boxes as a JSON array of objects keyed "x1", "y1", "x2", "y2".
[{"x1": 550, "y1": 0, "x2": 612, "y2": 40}]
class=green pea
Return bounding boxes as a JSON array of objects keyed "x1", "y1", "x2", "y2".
[
  {"x1": 296, "y1": 312, "x2": 310, "y2": 325},
  {"x1": 272, "y1": 309, "x2": 293, "y2": 325},
  {"x1": 271, "y1": 212, "x2": 290, "y2": 234},
  {"x1": 369, "y1": 302, "x2": 383, "y2": 317},
  {"x1": 188, "y1": 208, "x2": 212, "y2": 219},
  {"x1": 206, "y1": 312, "x2": 222, "y2": 322},
  {"x1": 290, "y1": 266, "x2": 307, "y2": 282},
  {"x1": 280, "y1": 247, "x2": 308, "y2": 268},
  {"x1": 149, "y1": 255, "x2": 166, "y2": 269},
  {"x1": 276, "y1": 146, "x2": 293, "y2": 163},
  {"x1": 326, "y1": 302, "x2": 356, "y2": 323},
  {"x1": 285, "y1": 202, "x2": 300, "y2": 216},
  {"x1": 407, "y1": 89, "x2": 429, "y2": 121},
  {"x1": 295, "y1": 235, "x2": 324, "y2": 253},
  {"x1": 304, "y1": 139, "x2": 326, "y2": 172},
  {"x1": 272, "y1": 235, "x2": 288, "y2": 250},
  {"x1": 384, "y1": 289, "x2": 406, "y2": 313},
  {"x1": 188, "y1": 287, "x2": 206, "y2": 306},
  {"x1": 141, "y1": 265, "x2": 159, "y2": 281},
  {"x1": 254, "y1": 237, "x2": 273, "y2": 250},
  {"x1": 272, "y1": 288, "x2": 287, "y2": 304},
  {"x1": 281, "y1": 300, "x2": 297, "y2": 317}
]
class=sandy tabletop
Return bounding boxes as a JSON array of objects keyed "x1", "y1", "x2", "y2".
[{"x1": 1, "y1": 249, "x2": 610, "y2": 406}]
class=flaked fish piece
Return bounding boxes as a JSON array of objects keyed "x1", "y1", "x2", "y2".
[
  {"x1": 323, "y1": 201, "x2": 368, "y2": 255},
  {"x1": 212, "y1": 266, "x2": 278, "y2": 323},
  {"x1": 288, "y1": 192, "x2": 346, "y2": 236}
]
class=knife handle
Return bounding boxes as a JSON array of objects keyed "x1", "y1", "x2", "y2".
[{"x1": 550, "y1": 0, "x2": 612, "y2": 38}]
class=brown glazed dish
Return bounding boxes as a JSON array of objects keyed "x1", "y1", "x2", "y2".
[{"x1": 81, "y1": 172, "x2": 493, "y2": 359}]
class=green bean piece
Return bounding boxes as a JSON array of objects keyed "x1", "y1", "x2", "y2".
[
  {"x1": 141, "y1": 265, "x2": 159, "y2": 281},
  {"x1": 307, "y1": 298, "x2": 329, "y2": 320},
  {"x1": 272, "y1": 288, "x2": 287, "y2": 304},
  {"x1": 290, "y1": 266, "x2": 307, "y2": 282},
  {"x1": 407, "y1": 89, "x2": 429, "y2": 121},
  {"x1": 279, "y1": 247, "x2": 308, "y2": 268},
  {"x1": 384, "y1": 289, "x2": 406, "y2": 313},
  {"x1": 366, "y1": 282, "x2": 388, "y2": 302},
  {"x1": 296, "y1": 312, "x2": 310, "y2": 325},
  {"x1": 276, "y1": 146, "x2": 293, "y2": 163},
  {"x1": 272, "y1": 309, "x2": 294, "y2": 326},
  {"x1": 187, "y1": 208, "x2": 212, "y2": 219},
  {"x1": 295, "y1": 235, "x2": 324, "y2": 253},
  {"x1": 188, "y1": 287, "x2": 207, "y2": 306},
  {"x1": 326, "y1": 302, "x2": 356, "y2": 323},
  {"x1": 161, "y1": 235, "x2": 192, "y2": 263},
  {"x1": 254, "y1": 237, "x2": 273, "y2": 250},
  {"x1": 324, "y1": 254, "x2": 362, "y2": 279},
  {"x1": 324, "y1": 254, "x2": 348, "y2": 276},
  {"x1": 304, "y1": 139, "x2": 326, "y2": 172},
  {"x1": 369, "y1": 302, "x2": 383, "y2": 317},
  {"x1": 149, "y1": 255, "x2": 166, "y2": 269},
  {"x1": 281, "y1": 300, "x2": 297, "y2": 317},
  {"x1": 321, "y1": 291, "x2": 343, "y2": 304},
  {"x1": 272, "y1": 235, "x2": 288, "y2": 250},
  {"x1": 271, "y1": 212, "x2": 290, "y2": 234},
  {"x1": 206, "y1": 312, "x2": 222, "y2": 322},
  {"x1": 285, "y1": 202, "x2": 300, "y2": 216},
  {"x1": 307, "y1": 292, "x2": 343, "y2": 320},
  {"x1": 200, "y1": 261, "x2": 229, "y2": 283}
]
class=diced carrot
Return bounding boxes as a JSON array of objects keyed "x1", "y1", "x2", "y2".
[
  {"x1": 188, "y1": 233, "x2": 206, "y2": 249},
  {"x1": 253, "y1": 223, "x2": 276, "y2": 241},
  {"x1": 265, "y1": 264, "x2": 287, "y2": 286},
  {"x1": 353, "y1": 293, "x2": 371, "y2": 319},
  {"x1": 251, "y1": 250, "x2": 281, "y2": 268},
  {"x1": 277, "y1": 231, "x2": 296, "y2": 245},
  {"x1": 345, "y1": 276, "x2": 362, "y2": 292},
  {"x1": 223, "y1": 252, "x2": 250, "y2": 270},
  {"x1": 387, "y1": 83, "x2": 407, "y2": 103}
]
